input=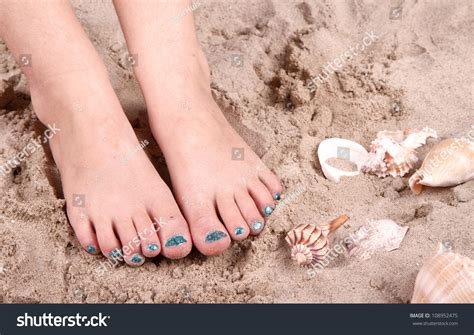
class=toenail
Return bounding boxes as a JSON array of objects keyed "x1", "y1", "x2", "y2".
[
  {"x1": 235, "y1": 227, "x2": 245, "y2": 236},
  {"x1": 131, "y1": 254, "x2": 144, "y2": 264},
  {"x1": 274, "y1": 193, "x2": 281, "y2": 201},
  {"x1": 147, "y1": 243, "x2": 160, "y2": 252},
  {"x1": 251, "y1": 220, "x2": 264, "y2": 232},
  {"x1": 165, "y1": 235, "x2": 187, "y2": 248},
  {"x1": 263, "y1": 206, "x2": 274, "y2": 216},
  {"x1": 86, "y1": 245, "x2": 97, "y2": 254},
  {"x1": 109, "y1": 248, "x2": 123, "y2": 260},
  {"x1": 205, "y1": 231, "x2": 227, "y2": 243}
]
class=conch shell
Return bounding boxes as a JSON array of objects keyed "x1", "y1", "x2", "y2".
[
  {"x1": 412, "y1": 243, "x2": 474, "y2": 303},
  {"x1": 409, "y1": 138, "x2": 474, "y2": 194},
  {"x1": 285, "y1": 215, "x2": 349, "y2": 266},
  {"x1": 362, "y1": 127, "x2": 437, "y2": 177}
]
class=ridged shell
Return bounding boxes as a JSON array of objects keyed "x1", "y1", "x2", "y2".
[
  {"x1": 285, "y1": 215, "x2": 348, "y2": 266},
  {"x1": 412, "y1": 244, "x2": 474, "y2": 303},
  {"x1": 362, "y1": 127, "x2": 437, "y2": 177},
  {"x1": 409, "y1": 138, "x2": 474, "y2": 194}
]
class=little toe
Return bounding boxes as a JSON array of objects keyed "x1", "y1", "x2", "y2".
[
  {"x1": 235, "y1": 190, "x2": 265, "y2": 235},
  {"x1": 114, "y1": 218, "x2": 145, "y2": 267},
  {"x1": 248, "y1": 179, "x2": 276, "y2": 217},
  {"x1": 133, "y1": 212, "x2": 161, "y2": 258},
  {"x1": 216, "y1": 193, "x2": 249, "y2": 241},
  {"x1": 259, "y1": 169, "x2": 283, "y2": 201},
  {"x1": 67, "y1": 209, "x2": 100, "y2": 255}
]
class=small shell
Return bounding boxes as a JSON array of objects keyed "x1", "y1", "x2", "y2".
[
  {"x1": 412, "y1": 243, "x2": 474, "y2": 303},
  {"x1": 317, "y1": 138, "x2": 368, "y2": 183},
  {"x1": 347, "y1": 219, "x2": 408, "y2": 260},
  {"x1": 285, "y1": 215, "x2": 349, "y2": 266},
  {"x1": 409, "y1": 138, "x2": 474, "y2": 194},
  {"x1": 362, "y1": 127, "x2": 437, "y2": 177}
]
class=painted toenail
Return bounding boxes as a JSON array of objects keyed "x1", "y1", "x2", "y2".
[
  {"x1": 263, "y1": 206, "x2": 274, "y2": 216},
  {"x1": 205, "y1": 231, "x2": 227, "y2": 243},
  {"x1": 86, "y1": 245, "x2": 97, "y2": 254},
  {"x1": 251, "y1": 220, "x2": 264, "y2": 232},
  {"x1": 165, "y1": 235, "x2": 187, "y2": 248},
  {"x1": 235, "y1": 227, "x2": 245, "y2": 236},
  {"x1": 147, "y1": 243, "x2": 160, "y2": 252},
  {"x1": 274, "y1": 193, "x2": 281, "y2": 201},
  {"x1": 131, "y1": 254, "x2": 144, "y2": 264},
  {"x1": 109, "y1": 248, "x2": 122, "y2": 260}
]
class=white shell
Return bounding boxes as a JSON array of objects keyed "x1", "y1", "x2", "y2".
[
  {"x1": 317, "y1": 138, "x2": 368, "y2": 183},
  {"x1": 409, "y1": 138, "x2": 474, "y2": 194},
  {"x1": 362, "y1": 127, "x2": 437, "y2": 177},
  {"x1": 412, "y1": 243, "x2": 474, "y2": 303},
  {"x1": 347, "y1": 219, "x2": 409, "y2": 260}
]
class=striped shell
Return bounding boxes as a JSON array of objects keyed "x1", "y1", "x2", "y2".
[
  {"x1": 412, "y1": 244, "x2": 474, "y2": 303},
  {"x1": 285, "y1": 215, "x2": 349, "y2": 266},
  {"x1": 409, "y1": 138, "x2": 474, "y2": 194}
]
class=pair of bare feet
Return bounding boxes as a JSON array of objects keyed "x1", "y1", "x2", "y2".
[{"x1": 0, "y1": 1, "x2": 283, "y2": 266}]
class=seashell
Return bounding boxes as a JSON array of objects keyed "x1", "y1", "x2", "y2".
[
  {"x1": 409, "y1": 138, "x2": 474, "y2": 194},
  {"x1": 285, "y1": 214, "x2": 349, "y2": 266},
  {"x1": 317, "y1": 138, "x2": 368, "y2": 183},
  {"x1": 362, "y1": 127, "x2": 437, "y2": 177},
  {"x1": 347, "y1": 219, "x2": 408, "y2": 260},
  {"x1": 412, "y1": 243, "x2": 474, "y2": 303}
]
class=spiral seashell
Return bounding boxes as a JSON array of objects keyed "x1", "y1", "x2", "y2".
[
  {"x1": 409, "y1": 138, "x2": 474, "y2": 194},
  {"x1": 412, "y1": 243, "x2": 474, "y2": 303},
  {"x1": 362, "y1": 127, "x2": 437, "y2": 177},
  {"x1": 285, "y1": 215, "x2": 349, "y2": 266}
]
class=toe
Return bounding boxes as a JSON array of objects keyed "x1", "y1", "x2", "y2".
[
  {"x1": 133, "y1": 212, "x2": 161, "y2": 258},
  {"x1": 248, "y1": 179, "x2": 275, "y2": 217},
  {"x1": 114, "y1": 218, "x2": 145, "y2": 267},
  {"x1": 259, "y1": 169, "x2": 283, "y2": 201},
  {"x1": 216, "y1": 192, "x2": 249, "y2": 241},
  {"x1": 94, "y1": 219, "x2": 123, "y2": 261},
  {"x1": 186, "y1": 201, "x2": 231, "y2": 256},
  {"x1": 67, "y1": 208, "x2": 100, "y2": 255},
  {"x1": 235, "y1": 190, "x2": 265, "y2": 235}
]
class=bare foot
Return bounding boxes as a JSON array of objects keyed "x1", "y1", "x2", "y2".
[{"x1": 30, "y1": 69, "x2": 192, "y2": 265}]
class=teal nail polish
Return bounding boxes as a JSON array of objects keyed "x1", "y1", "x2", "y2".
[
  {"x1": 251, "y1": 220, "x2": 264, "y2": 232},
  {"x1": 86, "y1": 245, "x2": 97, "y2": 254},
  {"x1": 263, "y1": 206, "x2": 273, "y2": 216},
  {"x1": 109, "y1": 248, "x2": 122, "y2": 260},
  {"x1": 131, "y1": 254, "x2": 144, "y2": 264},
  {"x1": 205, "y1": 231, "x2": 227, "y2": 243},
  {"x1": 165, "y1": 235, "x2": 187, "y2": 248},
  {"x1": 274, "y1": 193, "x2": 281, "y2": 201},
  {"x1": 235, "y1": 227, "x2": 245, "y2": 236},
  {"x1": 147, "y1": 243, "x2": 159, "y2": 252}
]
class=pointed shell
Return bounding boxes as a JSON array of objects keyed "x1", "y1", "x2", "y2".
[
  {"x1": 362, "y1": 127, "x2": 437, "y2": 177},
  {"x1": 317, "y1": 138, "x2": 368, "y2": 183},
  {"x1": 409, "y1": 138, "x2": 474, "y2": 194},
  {"x1": 412, "y1": 244, "x2": 474, "y2": 303},
  {"x1": 285, "y1": 215, "x2": 349, "y2": 266}
]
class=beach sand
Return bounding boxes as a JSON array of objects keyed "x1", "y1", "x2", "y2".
[{"x1": 0, "y1": 0, "x2": 472, "y2": 303}]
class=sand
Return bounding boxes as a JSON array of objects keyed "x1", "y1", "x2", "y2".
[{"x1": 0, "y1": 0, "x2": 472, "y2": 303}]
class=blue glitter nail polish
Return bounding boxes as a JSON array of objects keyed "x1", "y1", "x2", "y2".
[
  {"x1": 251, "y1": 221, "x2": 263, "y2": 232},
  {"x1": 263, "y1": 206, "x2": 273, "y2": 216},
  {"x1": 109, "y1": 248, "x2": 122, "y2": 259},
  {"x1": 205, "y1": 231, "x2": 227, "y2": 243},
  {"x1": 165, "y1": 235, "x2": 187, "y2": 248},
  {"x1": 147, "y1": 243, "x2": 159, "y2": 252},
  {"x1": 131, "y1": 254, "x2": 143, "y2": 264},
  {"x1": 235, "y1": 227, "x2": 245, "y2": 236},
  {"x1": 86, "y1": 245, "x2": 97, "y2": 254},
  {"x1": 273, "y1": 193, "x2": 281, "y2": 201}
]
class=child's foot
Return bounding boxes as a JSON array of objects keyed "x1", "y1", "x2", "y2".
[
  {"x1": 135, "y1": 48, "x2": 283, "y2": 256},
  {"x1": 30, "y1": 69, "x2": 192, "y2": 265}
]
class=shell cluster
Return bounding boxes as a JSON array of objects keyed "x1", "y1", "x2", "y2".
[
  {"x1": 412, "y1": 243, "x2": 474, "y2": 303},
  {"x1": 409, "y1": 138, "x2": 474, "y2": 194},
  {"x1": 362, "y1": 127, "x2": 437, "y2": 177},
  {"x1": 285, "y1": 215, "x2": 349, "y2": 266}
]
